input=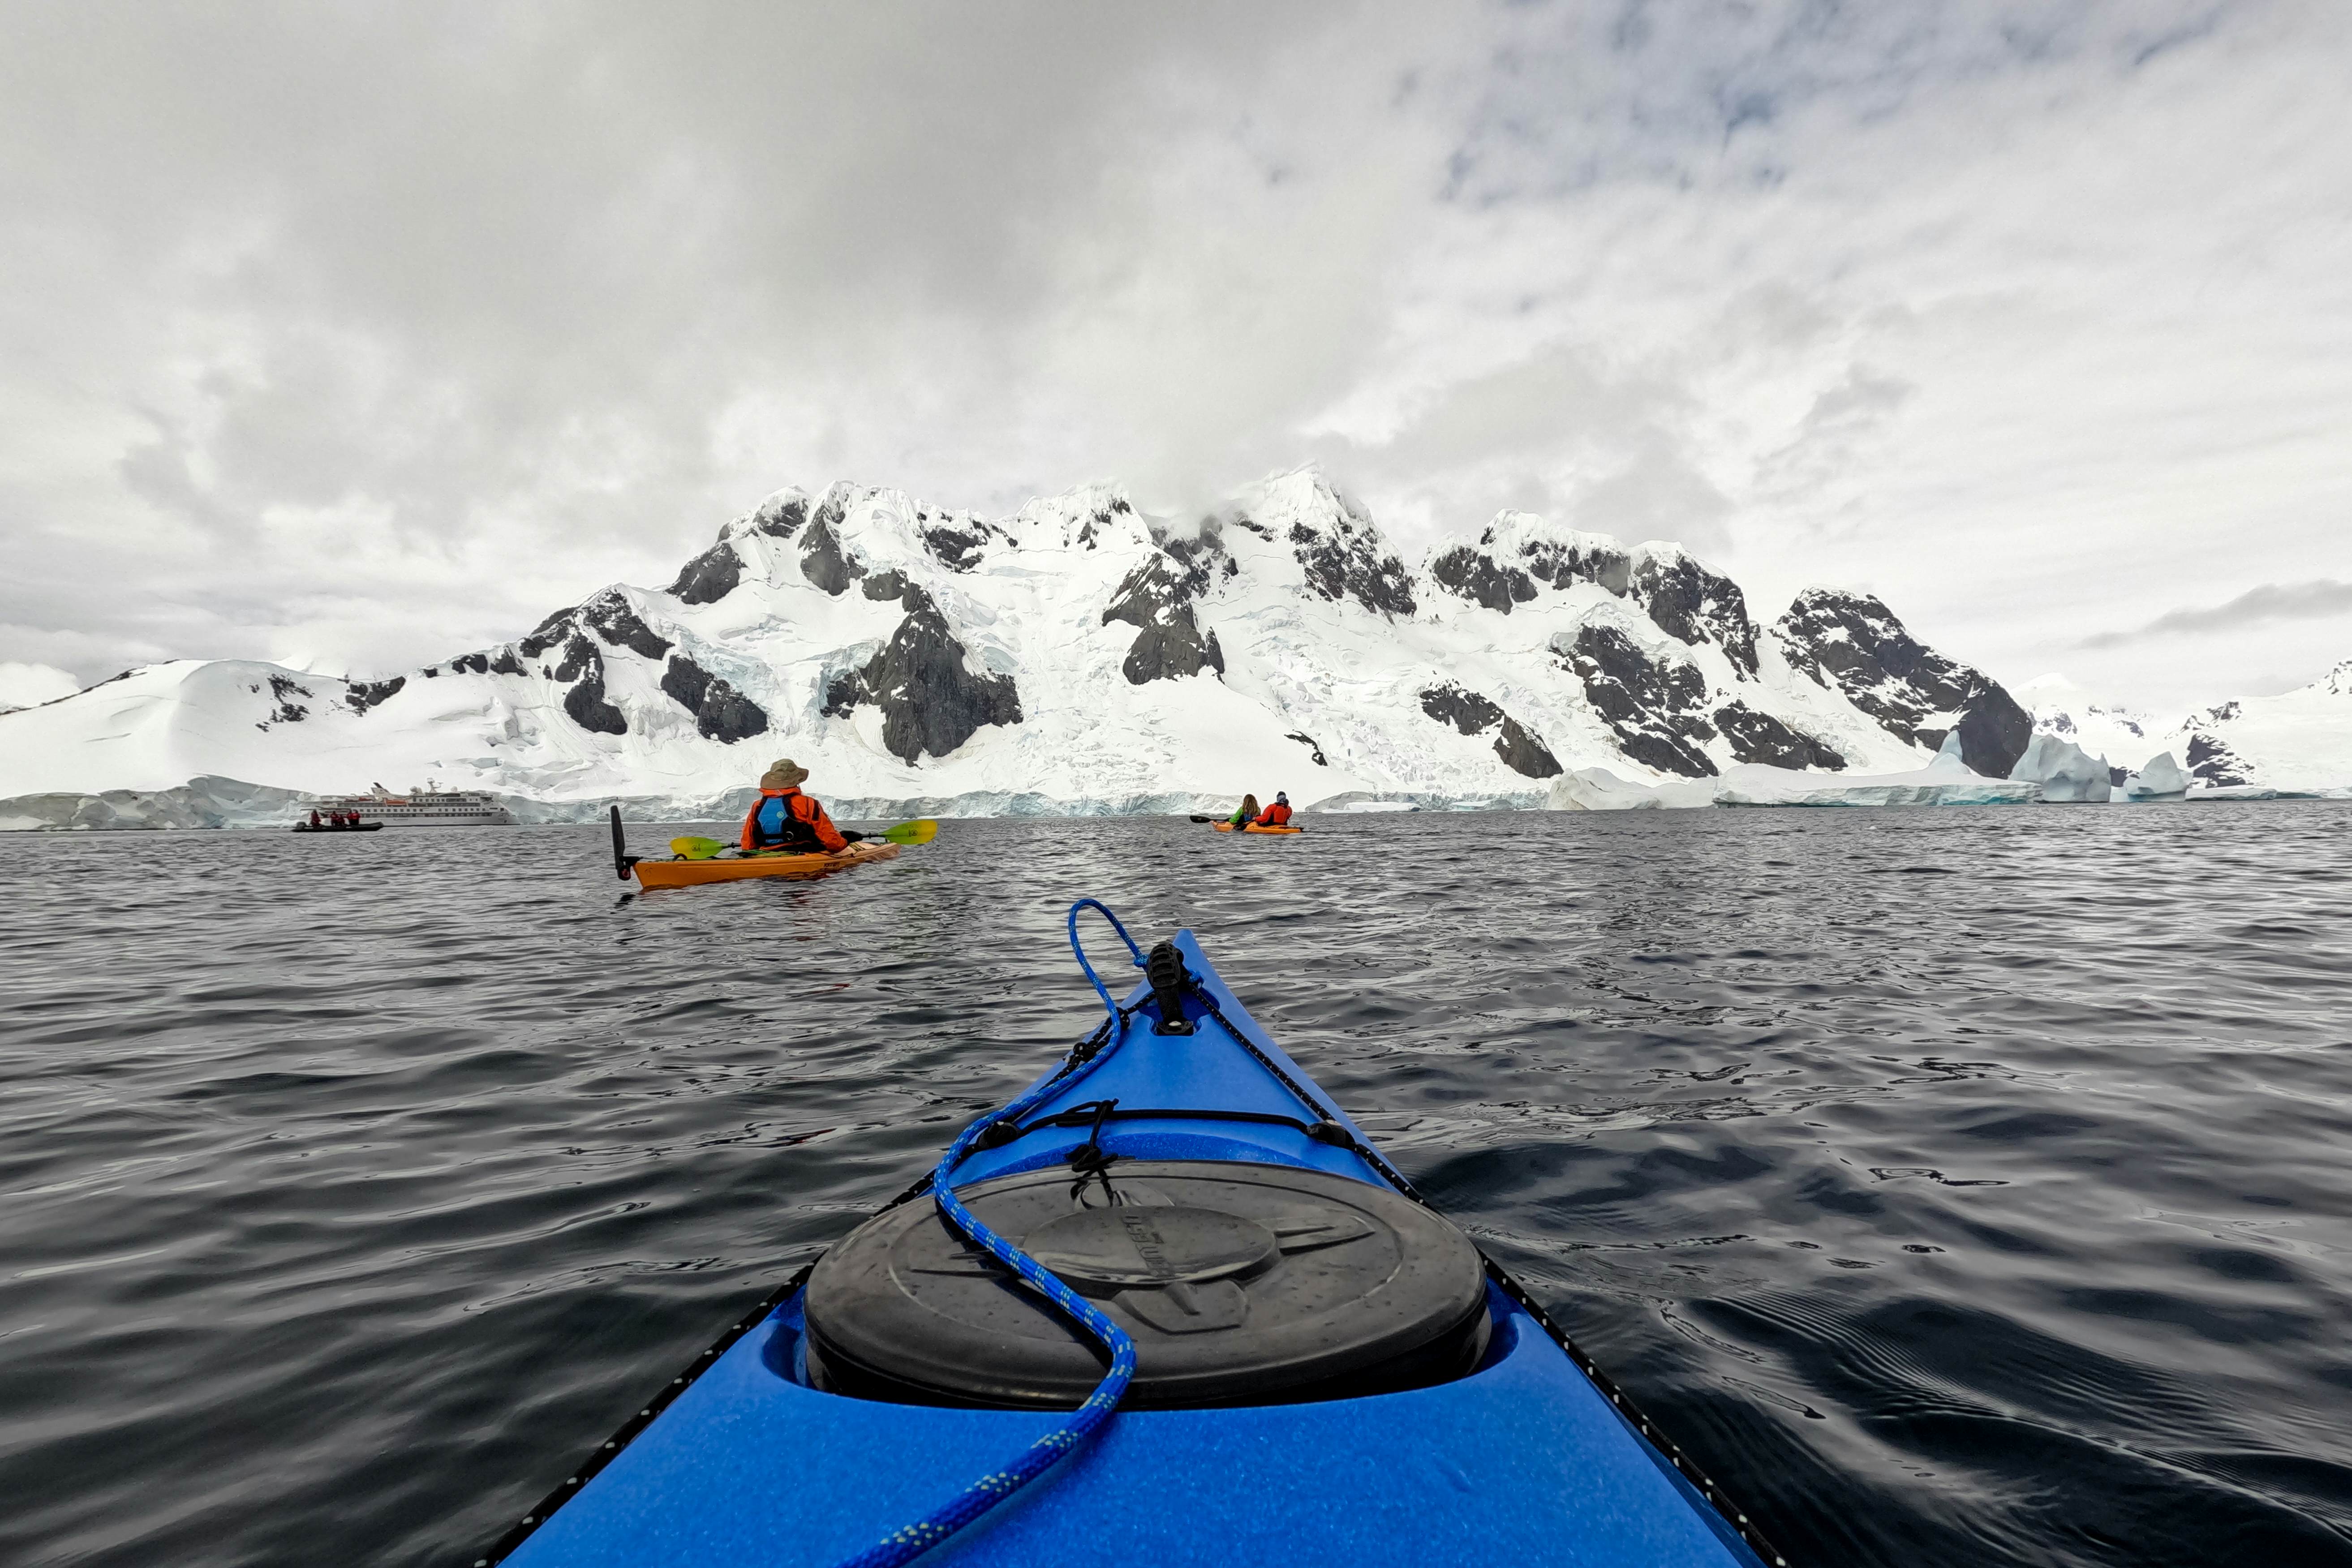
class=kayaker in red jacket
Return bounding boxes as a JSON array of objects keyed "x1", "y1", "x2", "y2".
[
  {"x1": 740, "y1": 759, "x2": 856, "y2": 854},
  {"x1": 1257, "y1": 793, "x2": 1294, "y2": 827}
]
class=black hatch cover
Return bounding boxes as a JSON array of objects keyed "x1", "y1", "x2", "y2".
[{"x1": 802, "y1": 1159, "x2": 1490, "y2": 1409}]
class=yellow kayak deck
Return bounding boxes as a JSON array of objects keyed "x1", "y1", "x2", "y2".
[
  {"x1": 633, "y1": 840, "x2": 902, "y2": 889},
  {"x1": 1211, "y1": 822, "x2": 1303, "y2": 834}
]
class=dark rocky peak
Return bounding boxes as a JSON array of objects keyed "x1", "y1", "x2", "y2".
[
  {"x1": 1430, "y1": 544, "x2": 1538, "y2": 614},
  {"x1": 1559, "y1": 623, "x2": 1717, "y2": 778},
  {"x1": 516, "y1": 608, "x2": 577, "y2": 660},
  {"x1": 747, "y1": 492, "x2": 808, "y2": 539},
  {"x1": 1487, "y1": 516, "x2": 1634, "y2": 596},
  {"x1": 1630, "y1": 549, "x2": 1759, "y2": 676},
  {"x1": 1290, "y1": 516, "x2": 1416, "y2": 619},
  {"x1": 581, "y1": 589, "x2": 673, "y2": 660},
  {"x1": 658, "y1": 653, "x2": 768, "y2": 743},
  {"x1": 1102, "y1": 554, "x2": 1224, "y2": 685},
  {"x1": 861, "y1": 569, "x2": 917, "y2": 606},
  {"x1": 1417, "y1": 683, "x2": 1561, "y2": 779},
  {"x1": 669, "y1": 539, "x2": 743, "y2": 605},
  {"x1": 1772, "y1": 588, "x2": 2029, "y2": 775},
  {"x1": 799, "y1": 495, "x2": 866, "y2": 595},
  {"x1": 823, "y1": 595, "x2": 1022, "y2": 764}
]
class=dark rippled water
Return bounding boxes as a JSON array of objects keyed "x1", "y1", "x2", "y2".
[{"x1": 4, "y1": 806, "x2": 2351, "y2": 1567}]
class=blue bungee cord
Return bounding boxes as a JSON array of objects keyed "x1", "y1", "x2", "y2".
[{"x1": 830, "y1": 900, "x2": 1147, "y2": 1568}]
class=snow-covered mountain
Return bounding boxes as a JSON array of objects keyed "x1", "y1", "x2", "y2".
[
  {"x1": 2023, "y1": 665, "x2": 2352, "y2": 792},
  {"x1": 0, "y1": 469, "x2": 2041, "y2": 813}
]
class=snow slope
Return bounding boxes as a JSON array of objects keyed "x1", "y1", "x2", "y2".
[{"x1": 2, "y1": 468, "x2": 2042, "y2": 814}]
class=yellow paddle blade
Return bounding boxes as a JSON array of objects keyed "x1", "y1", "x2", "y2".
[
  {"x1": 877, "y1": 818, "x2": 937, "y2": 846},
  {"x1": 670, "y1": 835, "x2": 728, "y2": 860}
]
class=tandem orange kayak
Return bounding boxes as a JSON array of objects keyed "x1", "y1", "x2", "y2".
[
  {"x1": 632, "y1": 839, "x2": 901, "y2": 889},
  {"x1": 1210, "y1": 821, "x2": 1303, "y2": 834}
]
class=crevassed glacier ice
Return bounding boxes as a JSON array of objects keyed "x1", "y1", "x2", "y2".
[{"x1": 2008, "y1": 733, "x2": 2113, "y2": 803}]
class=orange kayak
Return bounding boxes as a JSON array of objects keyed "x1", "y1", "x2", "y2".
[
  {"x1": 633, "y1": 840, "x2": 901, "y2": 889},
  {"x1": 1210, "y1": 821, "x2": 1303, "y2": 834}
]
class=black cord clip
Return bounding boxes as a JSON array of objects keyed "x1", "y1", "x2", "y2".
[{"x1": 1145, "y1": 941, "x2": 1195, "y2": 1035}]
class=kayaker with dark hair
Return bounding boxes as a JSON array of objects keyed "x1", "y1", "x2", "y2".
[
  {"x1": 741, "y1": 759, "x2": 859, "y2": 854},
  {"x1": 1226, "y1": 793, "x2": 1260, "y2": 829},
  {"x1": 1258, "y1": 792, "x2": 1294, "y2": 827}
]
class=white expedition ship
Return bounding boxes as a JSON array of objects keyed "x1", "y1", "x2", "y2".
[{"x1": 309, "y1": 782, "x2": 513, "y2": 826}]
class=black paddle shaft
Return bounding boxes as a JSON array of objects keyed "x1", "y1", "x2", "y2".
[{"x1": 609, "y1": 806, "x2": 633, "y2": 881}]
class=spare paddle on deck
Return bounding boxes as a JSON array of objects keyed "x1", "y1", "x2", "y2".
[{"x1": 662, "y1": 819, "x2": 938, "y2": 863}]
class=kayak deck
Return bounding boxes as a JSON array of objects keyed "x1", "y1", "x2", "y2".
[
  {"x1": 488, "y1": 931, "x2": 1775, "y2": 1568},
  {"x1": 632, "y1": 840, "x2": 899, "y2": 889},
  {"x1": 1210, "y1": 821, "x2": 1302, "y2": 833}
]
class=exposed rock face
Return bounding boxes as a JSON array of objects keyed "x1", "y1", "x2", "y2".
[
  {"x1": 669, "y1": 540, "x2": 743, "y2": 605},
  {"x1": 827, "y1": 594, "x2": 1022, "y2": 764},
  {"x1": 449, "y1": 653, "x2": 488, "y2": 675},
  {"x1": 1102, "y1": 554, "x2": 1224, "y2": 684},
  {"x1": 582, "y1": 591, "x2": 672, "y2": 660},
  {"x1": 1772, "y1": 588, "x2": 2030, "y2": 776},
  {"x1": 2184, "y1": 730, "x2": 2253, "y2": 787},
  {"x1": 553, "y1": 634, "x2": 599, "y2": 683},
  {"x1": 660, "y1": 654, "x2": 769, "y2": 743},
  {"x1": 489, "y1": 649, "x2": 527, "y2": 677},
  {"x1": 264, "y1": 674, "x2": 310, "y2": 724},
  {"x1": 1712, "y1": 702, "x2": 1845, "y2": 770},
  {"x1": 1070, "y1": 498, "x2": 1134, "y2": 552},
  {"x1": 749, "y1": 494, "x2": 807, "y2": 538},
  {"x1": 344, "y1": 676, "x2": 405, "y2": 713},
  {"x1": 1430, "y1": 545, "x2": 1537, "y2": 614},
  {"x1": 861, "y1": 570, "x2": 913, "y2": 604},
  {"x1": 1633, "y1": 552, "x2": 1759, "y2": 676},
  {"x1": 1286, "y1": 732, "x2": 1329, "y2": 766},
  {"x1": 1289, "y1": 503, "x2": 1415, "y2": 617},
  {"x1": 1519, "y1": 534, "x2": 1632, "y2": 595},
  {"x1": 1493, "y1": 716, "x2": 1562, "y2": 778},
  {"x1": 1419, "y1": 684, "x2": 1560, "y2": 778},
  {"x1": 1561, "y1": 624, "x2": 1718, "y2": 778},
  {"x1": 799, "y1": 498, "x2": 864, "y2": 594},
  {"x1": 1421, "y1": 683, "x2": 1504, "y2": 734},
  {"x1": 516, "y1": 610, "x2": 576, "y2": 660},
  {"x1": 922, "y1": 519, "x2": 1005, "y2": 571},
  {"x1": 563, "y1": 674, "x2": 628, "y2": 735}
]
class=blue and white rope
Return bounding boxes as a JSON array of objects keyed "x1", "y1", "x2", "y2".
[{"x1": 830, "y1": 901, "x2": 1148, "y2": 1568}]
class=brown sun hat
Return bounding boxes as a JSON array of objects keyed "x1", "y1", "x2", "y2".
[{"x1": 760, "y1": 759, "x2": 810, "y2": 790}]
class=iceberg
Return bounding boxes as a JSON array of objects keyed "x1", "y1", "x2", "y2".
[
  {"x1": 1710, "y1": 734, "x2": 2040, "y2": 808},
  {"x1": 2123, "y1": 752, "x2": 2188, "y2": 800},
  {"x1": 2008, "y1": 733, "x2": 2113, "y2": 803},
  {"x1": 1547, "y1": 767, "x2": 1665, "y2": 811}
]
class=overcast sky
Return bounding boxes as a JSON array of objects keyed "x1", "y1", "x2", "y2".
[{"x1": 2, "y1": 0, "x2": 2347, "y2": 715}]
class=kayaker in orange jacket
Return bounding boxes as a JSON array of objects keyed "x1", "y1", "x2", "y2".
[
  {"x1": 1257, "y1": 793, "x2": 1294, "y2": 827},
  {"x1": 740, "y1": 759, "x2": 857, "y2": 854}
]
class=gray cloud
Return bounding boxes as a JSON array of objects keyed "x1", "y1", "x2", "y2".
[
  {"x1": 2081, "y1": 580, "x2": 2352, "y2": 648},
  {"x1": 0, "y1": 0, "x2": 2343, "y2": 716}
]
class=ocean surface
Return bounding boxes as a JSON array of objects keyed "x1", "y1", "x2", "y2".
[{"x1": 3, "y1": 805, "x2": 2349, "y2": 1567}]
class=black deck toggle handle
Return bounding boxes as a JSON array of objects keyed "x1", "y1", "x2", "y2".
[{"x1": 1145, "y1": 941, "x2": 1195, "y2": 1035}]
